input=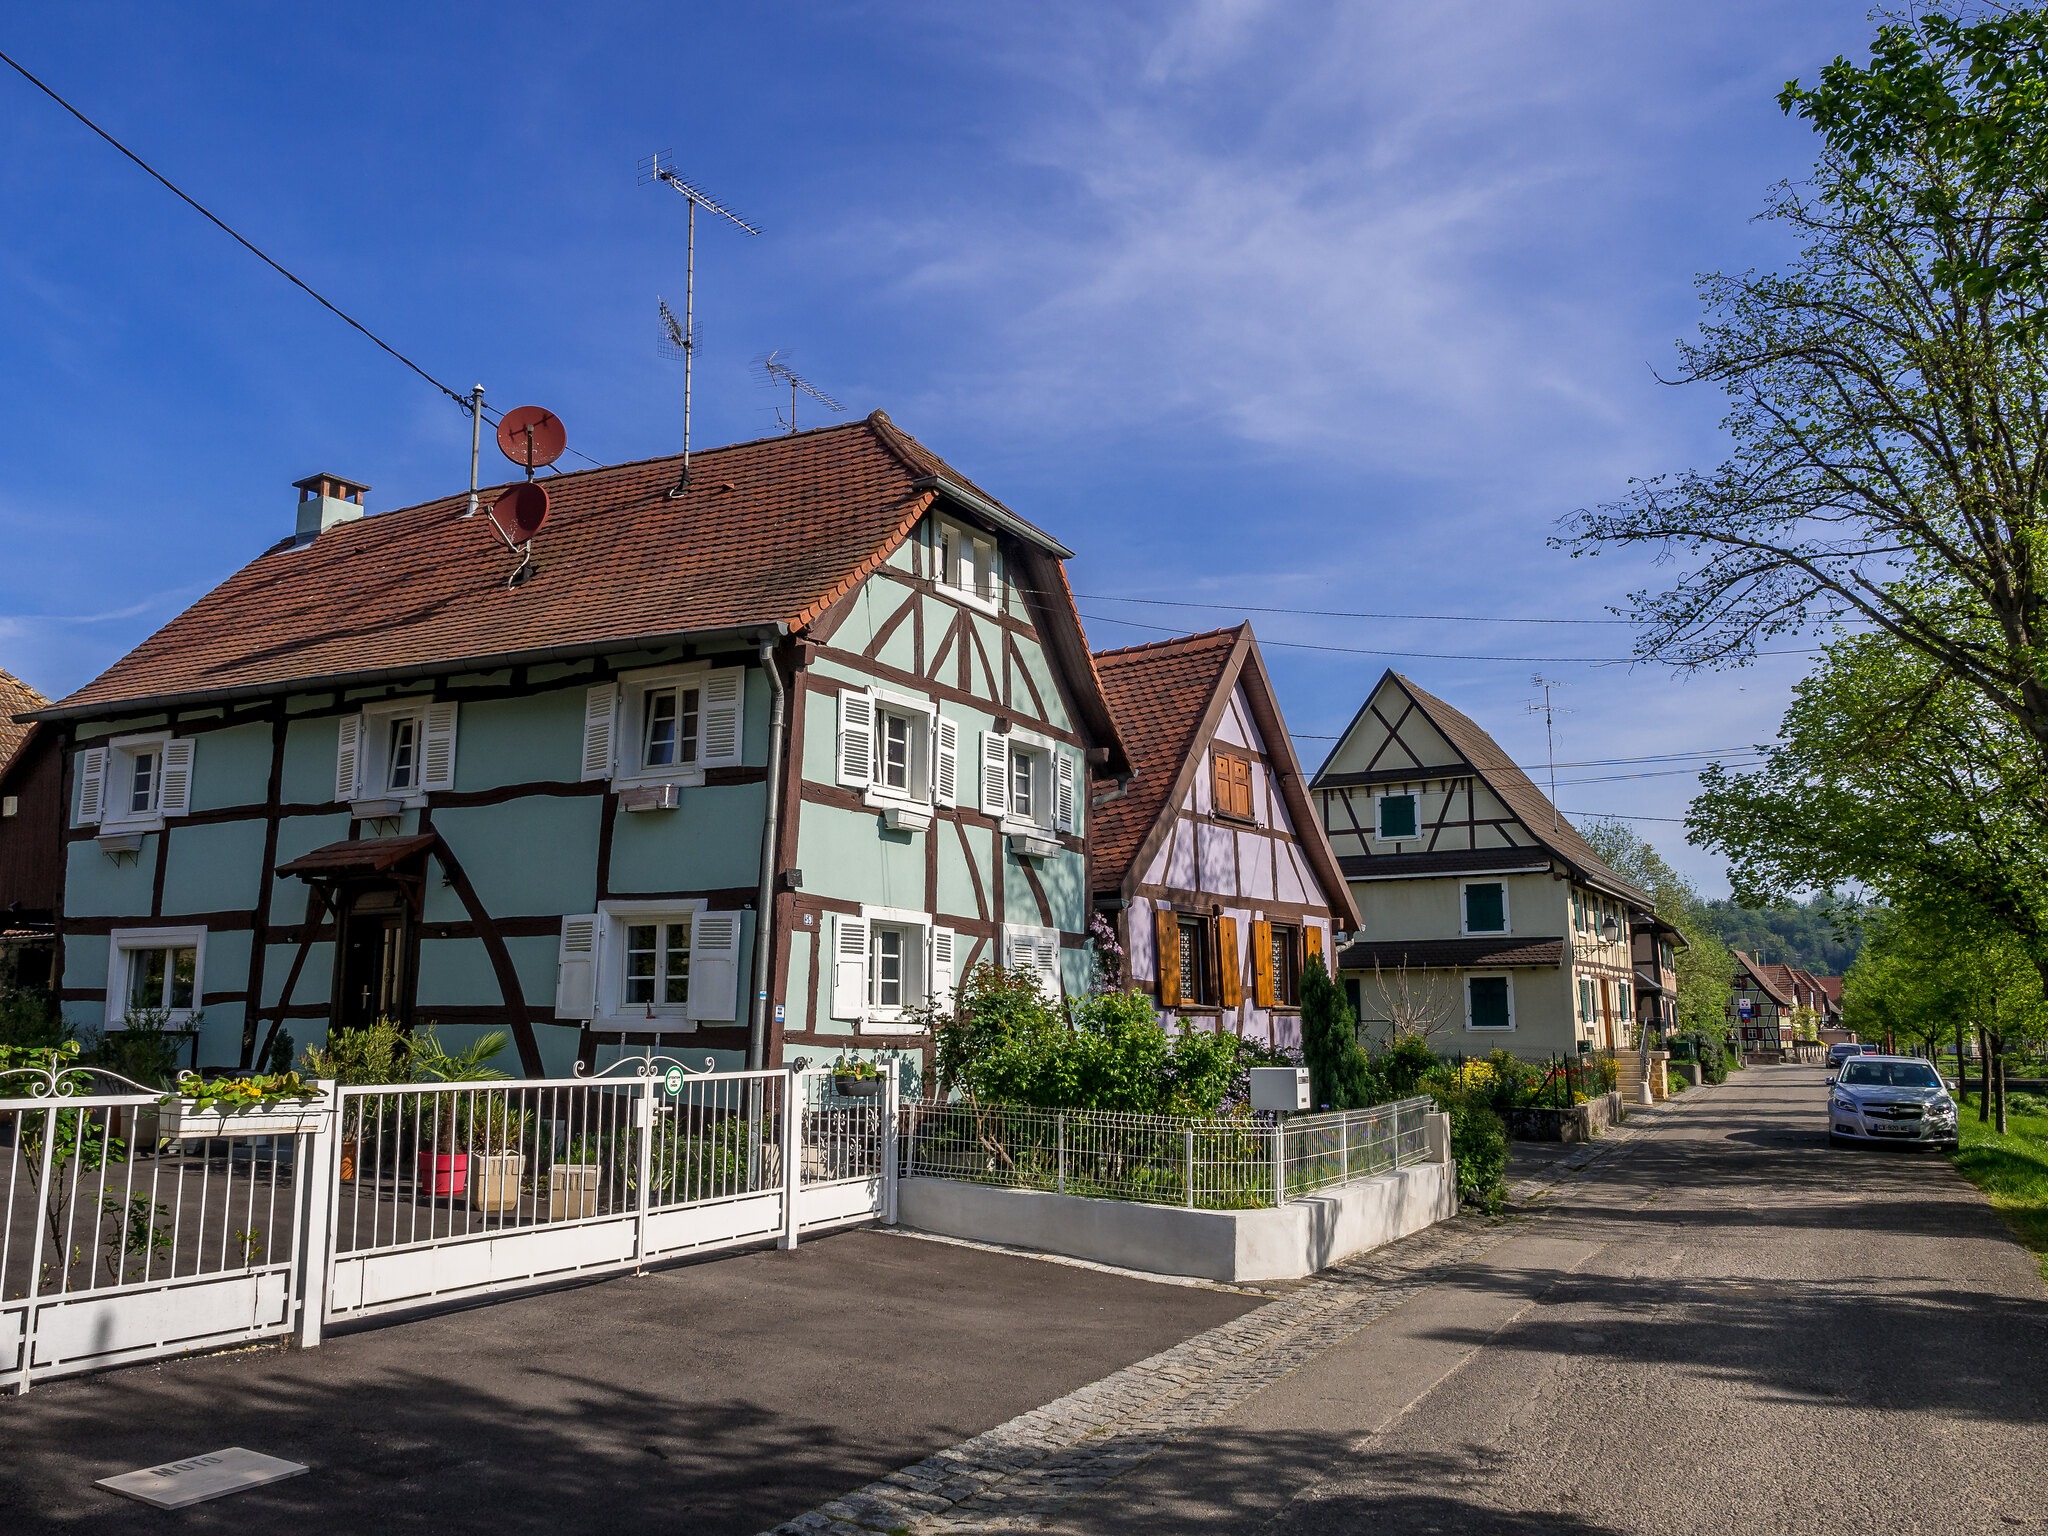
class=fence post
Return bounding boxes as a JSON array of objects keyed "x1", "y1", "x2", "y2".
[
  {"x1": 18, "y1": 1101, "x2": 60, "y2": 1394},
  {"x1": 1185, "y1": 1124, "x2": 1196, "y2": 1209},
  {"x1": 633, "y1": 1078, "x2": 655, "y2": 1272},
  {"x1": 1057, "y1": 1111, "x2": 1067, "y2": 1195},
  {"x1": 1271, "y1": 1115, "x2": 1286, "y2": 1208},
  {"x1": 779, "y1": 1069, "x2": 802, "y2": 1250},
  {"x1": 1339, "y1": 1112, "x2": 1349, "y2": 1190},
  {"x1": 882, "y1": 1061, "x2": 900, "y2": 1227},
  {"x1": 294, "y1": 1080, "x2": 339, "y2": 1351}
]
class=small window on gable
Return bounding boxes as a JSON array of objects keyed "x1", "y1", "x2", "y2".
[
  {"x1": 1213, "y1": 750, "x2": 1253, "y2": 821},
  {"x1": 1376, "y1": 791, "x2": 1419, "y2": 842},
  {"x1": 934, "y1": 518, "x2": 999, "y2": 610},
  {"x1": 1463, "y1": 881, "x2": 1507, "y2": 935}
]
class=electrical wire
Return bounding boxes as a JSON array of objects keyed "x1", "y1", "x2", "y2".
[
  {"x1": 1075, "y1": 592, "x2": 1637, "y2": 625},
  {"x1": 0, "y1": 46, "x2": 605, "y2": 469}
]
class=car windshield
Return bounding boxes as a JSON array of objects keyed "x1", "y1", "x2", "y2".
[{"x1": 1839, "y1": 1060, "x2": 1941, "y2": 1088}]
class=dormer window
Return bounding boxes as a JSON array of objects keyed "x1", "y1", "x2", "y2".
[{"x1": 934, "y1": 518, "x2": 1000, "y2": 612}]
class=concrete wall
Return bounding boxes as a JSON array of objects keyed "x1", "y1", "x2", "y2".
[{"x1": 898, "y1": 1157, "x2": 1458, "y2": 1284}]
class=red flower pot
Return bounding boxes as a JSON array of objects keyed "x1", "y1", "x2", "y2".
[{"x1": 417, "y1": 1150, "x2": 469, "y2": 1197}]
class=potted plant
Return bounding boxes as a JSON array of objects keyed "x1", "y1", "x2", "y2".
[
  {"x1": 410, "y1": 1029, "x2": 508, "y2": 1202},
  {"x1": 548, "y1": 1131, "x2": 606, "y2": 1220},
  {"x1": 302, "y1": 1016, "x2": 415, "y2": 1183},
  {"x1": 832, "y1": 1055, "x2": 884, "y2": 1099},
  {"x1": 466, "y1": 1092, "x2": 531, "y2": 1213},
  {"x1": 159, "y1": 1071, "x2": 326, "y2": 1139}
]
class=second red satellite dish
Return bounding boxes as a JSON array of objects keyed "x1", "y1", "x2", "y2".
[
  {"x1": 496, "y1": 406, "x2": 566, "y2": 472},
  {"x1": 491, "y1": 482, "x2": 550, "y2": 543}
]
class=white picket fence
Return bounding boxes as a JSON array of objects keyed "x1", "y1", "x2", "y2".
[{"x1": 2, "y1": 1058, "x2": 898, "y2": 1392}]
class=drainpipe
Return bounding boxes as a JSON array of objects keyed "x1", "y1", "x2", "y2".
[{"x1": 749, "y1": 635, "x2": 789, "y2": 1070}]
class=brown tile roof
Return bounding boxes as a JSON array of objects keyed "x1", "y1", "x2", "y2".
[
  {"x1": 1317, "y1": 671, "x2": 1652, "y2": 908},
  {"x1": 41, "y1": 412, "x2": 1076, "y2": 720},
  {"x1": 0, "y1": 668, "x2": 48, "y2": 776},
  {"x1": 1733, "y1": 949, "x2": 1795, "y2": 1006},
  {"x1": 1336, "y1": 935, "x2": 1566, "y2": 970}
]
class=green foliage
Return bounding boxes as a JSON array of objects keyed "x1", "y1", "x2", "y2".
[
  {"x1": 1376, "y1": 1033, "x2": 1436, "y2": 1101},
  {"x1": 1699, "y1": 896, "x2": 1861, "y2": 976},
  {"x1": 1424, "y1": 1072, "x2": 1508, "y2": 1211},
  {"x1": 101, "y1": 1193, "x2": 171, "y2": 1269},
  {"x1": 0, "y1": 1039, "x2": 88, "y2": 1097},
  {"x1": 1579, "y1": 817, "x2": 1737, "y2": 1052},
  {"x1": 170, "y1": 1072, "x2": 324, "y2": 1114},
  {"x1": 88, "y1": 1010, "x2": 191, "y2": 1090},
  {"x1": 1300, "y1": 956, "x2": 1375, "y2": 1110},
  {"x1": 0, "y1": 988, "x2": 66, "y2": 1050},
  {"x1": 831, "y1": 1056, "x2": 881, "y2": 1081},
  {"x1": 1842, "y1": 902, "x2": 2048, "y2": 1059},
  {"x1": 22, "y1": 1108, "x2": 125, "y2": 1250},
  {"x1": 411, "y1": 1029, "x2": 510, "y2": 1083},
  {"x1": 1954, "y1": 1090, "x2": 2048, "y2": 1281}
]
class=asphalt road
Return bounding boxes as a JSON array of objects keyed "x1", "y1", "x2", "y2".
[
  {"x1": 0, "y1": 1227, "x2": 1253, "y2": 1534},
  {"x1": 1045, "y1": 1064, "x2": 2048, "y2": 1535}
]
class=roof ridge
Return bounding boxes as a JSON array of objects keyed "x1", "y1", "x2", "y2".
[{"x1": 1092, "y1": 623, "x2": 1247, "y2": 663}]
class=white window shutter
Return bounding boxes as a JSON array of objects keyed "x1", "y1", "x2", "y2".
[
  {"x1": 699, "y1": 668, "x2": 744, "y2": 769},
  {"x1": 831, "y1": 915, "x2": 870, "y2": 1020},
  {"x1": 158, "y1": 738, "x2": 195, "y2": 818},
  {"x1": 73, "y1": 747, "x2": 106, "y2": 827},
  {"x1": 1038, "y1": 936, "x2": 1062, "y2": 998},
  {"x1": 420, "y1": 702, "x2": 459, "y2": 792},
  {"x1": 335, "y1": 715, "x2": 362, "y2": 803},
  {"x1": 930, "y1": 927, "x2": 956, "y2": 1010},
  {"x1": 979, "y1": 732, "x2": 1007, "y2": 817},
  {"x1": 838, "y1": 691, "x2": 874, "y2": 789},
  {"x1": 933, "y1": 717, "x2": 959, "y2": 807},
  {"x1": 581, "y1": 684, "x2": 619, "y2": 781},
  {"x1": 556, "y1": 914, "x2": 599, "y2": 1020},
  {"x1": 1055, "y1": 750, "x2": 1077, "y2": 834},
  {"x1": 686, "y1": 912, "x2": 742, "y2": 1022}
]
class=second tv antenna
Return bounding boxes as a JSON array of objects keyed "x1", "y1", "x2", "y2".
[
  {"x1": 759, "y1": 351, "x2": 846, "y2": 434},
  {"x1": 640, "y1": 151, "x2": 760, "y2": 499}
]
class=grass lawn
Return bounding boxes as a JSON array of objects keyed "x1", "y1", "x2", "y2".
[{"x1": 1953, "y1": 1091, "x2": 2048, "y2": 1281}]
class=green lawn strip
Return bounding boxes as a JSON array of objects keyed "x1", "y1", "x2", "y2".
[{"x1": 1952, "y1": 1092, "x2": 2048, "y2": 1281}]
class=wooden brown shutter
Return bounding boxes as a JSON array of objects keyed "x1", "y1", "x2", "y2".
[
  {"x1": 1233, "y1": 755, "x2": 1253, "y2": 819},
  {"x1": 1156, "y1": 907, "x2": 1182, "y2": 1006},
  {"x1": 1212, "y1": 753, "x2": 1229, "y2": 815},
  {"x1": 1251, "y1": 919, "x2": 1275, "y2": 1007},
  {"x1": 1305, "y1": 924, "x2": 1325, "y2": 970},
  {"x1": 1217, "y1": 916, "x2": 1242, "y2": 1008}
]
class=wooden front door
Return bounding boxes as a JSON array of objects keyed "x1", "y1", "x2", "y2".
[{"x1": 334, "y1": 883, "x2": 412, "y2": 1032}]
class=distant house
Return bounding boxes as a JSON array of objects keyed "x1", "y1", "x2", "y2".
[
  {"x1": 21, "y1": 415, "x2": 1127, "y2": 1077},
  {"x1": 0, "y1": 666, "x2": 59, "y2": 993},
  {"x1": 1729, "y1": 950, "x2": 1797, "y2": 1054},
  {"x1": 1631, "y1": 915, "x2": 1685, "y2": 1041},
  {"x1": 1309, "y1": 671, "x2": 1654, "y2": 1060},
  {"x1": 1088, "y1": 626, "x2": 1358, "y2": 1048}
]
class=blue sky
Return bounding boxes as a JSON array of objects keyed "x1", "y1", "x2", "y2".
[{"x1": 0, "y1": 1, "x2": 1877, "y2": 894}]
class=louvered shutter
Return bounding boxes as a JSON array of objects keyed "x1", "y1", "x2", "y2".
[
  {"x1": 1038, "y1": 934, "x2": 1062, "y2": 998},
  {"x1": 580, "y1": 685, "x2": 619, "y2": 781},
  {"x1": 1252, "y1": 919, "x2": 1275, "y2": 1008},
  {"x1": 335, "y1": 716, "x2": 363, "y2": 803},
  {"x1": 932, "y1": 717, "x2": 959, "y2": 807},
  {"x1": 420, "y1": 702, "x2": 459, "y2": 792},
  {"x1": 930, "y1": 927, "x2": 956, "y2": 1010},
  {"x1": 838, "y1": 691, "x2": 875, "y2": 788},
  {"x1": 1155, "y1": 907, "x2": 1181, "y2": 1006},
  {"x1": 556, "y1": 915, "x2": 600, "y2": 1020},
  {"x1": 157, "y1": 738, "x2": 195, "y2": 818},
  {"x1": 699, "y1": 668, "x2": 744, "y2": 769},
  {"x1": 73, "y1": 747, "x2": 106, "y2": 827},
  {"x1": 980, "y1": 732, "x2": 1008, "y2": 817},
  {"x1": 1305, "y1": 924, "x2": 1325, "y2": 970},
  {"x1": 1055, "y1": 751, "x2": 1077, "y2": 834},
  {"x1": 686, "y1": 912, "x2": 742, "y2": 1021},
  {"x1": 831, "y1": 915, "x2": 870, "y2": 1020},
  {"x1": 1217, "y1": 917, "x2": 1241, "y2": 1008}
]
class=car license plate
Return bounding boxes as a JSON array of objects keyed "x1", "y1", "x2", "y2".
[{"x1": 1870, "y1": 1123, "x2": 1916, "y2": 1136}]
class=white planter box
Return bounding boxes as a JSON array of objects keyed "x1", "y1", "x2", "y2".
[
  {"x1": 471, "y1": 1152, "x2": 528, "y2": 1213},
  {"x1": 161, "y1": 1099, "x2": 326, "y2": 1140},
  {"x1": 547, "y1": 1162, "x2": 601, "y2": 1221}
]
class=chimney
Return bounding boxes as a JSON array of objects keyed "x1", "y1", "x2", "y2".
[{"x1": 293, "y1": 472, "x2": 370, "y2": 543}]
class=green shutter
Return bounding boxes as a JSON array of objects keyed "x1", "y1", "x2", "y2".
[
  {"x1": 1464, "y1": 882, "x2": 1505, "y2": 933},
  {"x1": 1380, "y1": 793, "x2": 1418, "y2": 840},
  {"x1": 1469, "y1": 976, "x2": 1511, "y2": 1029}
]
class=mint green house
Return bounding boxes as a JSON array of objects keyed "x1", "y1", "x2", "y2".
[{"x1": 28, "y1": 415, "x2": 1126, "y2": 1078}]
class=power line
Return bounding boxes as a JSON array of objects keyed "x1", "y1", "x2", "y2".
[
  {"x1": 0, "y1": 46, "x2": 604, "y2": 469},
  {"x1": 1076, "y1": 591, "x2": 1636, "y2": 625}
]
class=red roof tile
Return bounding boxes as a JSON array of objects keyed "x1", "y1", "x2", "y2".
[
  {"x1": 45, "y1": 412, "x2": 1052, "y2": 717},
  {"x1": 0, "y1": 668, "x2": 47, "y2": 775}
]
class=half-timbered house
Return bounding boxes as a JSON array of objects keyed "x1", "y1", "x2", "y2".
[
  {"x1": 1088, "y1": 627, "x2": 1357, "y2": 1046},
  {"x1": 1308, "y1": 671, "x2": 1653, "y2": 1060},
  {"x1": 22, "y1": 413, "x2": 1125, "y2": 1080},
  {"x1": 0, "y1": 667, "x2": 59, "y2": 992}
]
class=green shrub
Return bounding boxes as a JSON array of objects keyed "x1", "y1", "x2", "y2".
[
  {"x1": 1301, "y1": 957, "x2": 1376, "y2": 1110},
  {"x1": 1378, "y1": 1033, "x2": 1437, "y2": 1099},
  {"x1": 1443, "y1": 1095, "x2": 1508, "y2": 1210}
]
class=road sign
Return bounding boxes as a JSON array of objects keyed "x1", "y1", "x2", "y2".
[{"x1": 663, "y1": 1066, "x2": 684, "y2": 1097}]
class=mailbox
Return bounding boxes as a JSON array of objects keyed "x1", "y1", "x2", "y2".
[{"x1": 1248, "y1": 1066, "x2": 1311, "y2": 1113}]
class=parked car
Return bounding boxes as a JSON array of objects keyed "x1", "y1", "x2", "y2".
[
  {"x1": 1828, "y1": 1055, "x2": 1960, "y2": 1149},
  {"x1": 1825, "y1": 1042, "x2": 1869, "y2": 1073}
]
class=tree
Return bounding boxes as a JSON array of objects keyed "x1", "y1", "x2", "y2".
[
  {"x1": 1299, "y1": 957, "x2": 1375, "y2": 1111},
  {"x1": 1557, "y1": 7, "x2": 2048, "y2": 772},
  {"x1": 1579, "y1": 818, "x2": 1735, "y2": 1056}
]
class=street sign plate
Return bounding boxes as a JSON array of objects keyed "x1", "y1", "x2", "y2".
[{"x1": 98, "y1": 1448, "x2": 308, "y2": 1509}]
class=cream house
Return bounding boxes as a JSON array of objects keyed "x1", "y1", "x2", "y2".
[{"x1": 1309, "y1": 671, "x2": 1652, "y2": 1061}]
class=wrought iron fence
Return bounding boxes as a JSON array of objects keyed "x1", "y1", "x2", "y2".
[{"x1": 899, "y1": 1096, "x2": 1437, "y2": 1210}]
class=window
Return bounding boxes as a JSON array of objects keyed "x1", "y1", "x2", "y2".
[
  {"x1": 1269, "y1": 923, "x2": 1301, "y2": 1007},
  {"x1": 337, "y1": 702, "x2": 456, "y2": 806},
  {"x1": 107, "y1": 927, "x2": 206, "y2": 1026},
  {"x1": 1011, "y1": 743, "x2": 1038, "y2": 820},
  {"x1": 580, "y1": 666, "x2": 744, "y2": 785},
  {"x1": 1003, "y1": 923, "x2": 1063, "y2": 999},
  {"x1": 827, "y1": 908, "x2": 956, "y2": 1029},
  {"x1": 836, "y1": 689, "x2": 955, "y2": 816},
  {"x1": 127, "y1": 748, "x2": 158, "y2": 816},
  {"x1": 1466, "y1": 974, "x2": 1514, "y2": 1031},
  {"x1": 1212, "y1": 750, "x2": 1254, "y2": 821},
  {"x1": 76, "y1": 733, "x2": 194, "y2": 832},
  {"x1": 1577, "y1": 976, "x2": 1595, "y2": 1026},
  {"x1": 979, "y1": 728, "x2": 1076, "y2": 835},
  {"x1": 934, "y1": 518, "x2": 1000, "y2": 609},
  {"x1": 1375, "y1": 791, "x2": 1419, "y2": 841},
  {"x1": 623, "y1": 918, "x2": 692, "y2": 1017},
  {"x1": 1462, "y1": 881, "x2": 1507, "y2": 935},
  {"x1": 386, "y1": 716, "x2": 419, "y2": 793},
  {"x1": 552, "y1": 904, "x2": 741, "y2": 1028},
  {"x1": 1177, "y1": 916, "x2": 1214, "y2": 1006}
]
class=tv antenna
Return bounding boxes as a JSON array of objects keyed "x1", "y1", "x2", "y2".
[
  {"x1": 758, "y1": 350, "x2": 846, "y2": 434},
  {"x1": 639, "y1": 151, "x2": 760, "y2": 498},
  {"x1": 479, "y1": 405, "x2": 564, "y2": 587},
  {"x1": 1526, "y1": 674, "x2": 1572, "y2": 830}
]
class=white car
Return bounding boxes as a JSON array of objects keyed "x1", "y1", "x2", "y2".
[{"x1": 1828, "y1": 1055, "x2": 1960, "y2": 1149}]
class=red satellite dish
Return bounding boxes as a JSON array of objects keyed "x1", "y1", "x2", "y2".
[
  {"x1": 496, "y1": 406, "x2": 566, "y2": 473},
  {"x1": 490, "y1": 482, "x2": 550, "y2": 543}
]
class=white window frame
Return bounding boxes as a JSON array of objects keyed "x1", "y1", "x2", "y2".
[
  {"x1": 618, "y1": 664, "x2": 710, "y2": 786},
  {"x1": 1374, "y1": 789, "x2": 1420, "y2": 843},
  {"x1": 356, "y1": 699, "x2": 429, "y2": 806},
  {"x1": 992, "y1": 726, "x2": 1073, "y2": 837},
  {"x1": 579, "y1": 898, "x2": 743, "y2": 1031},
  {"x1": 96, "y1": 731, "x2": 189, "y2": 834},
  {"x1": 584, "y1": 662, "x2": 746, "y2": 790},
  {"x1": 1460, "y1": 879, "x2": 1510, "y2": 936},
  {"x1": 933, "y1": 517, "x2": 1001, "y2": 614},
  {"x1": 107, "y1": 925, "x2": 207, "y2": 1028},
  {"x1": 1463, "y1": 972, "x2": 1516, "y2": 1032},
  {"x1": 841, "y1": 686, "x2": 956, "y2": 825},
  {"x1": 831, "y1": 905, "x2": 954, "y2": 1033}
]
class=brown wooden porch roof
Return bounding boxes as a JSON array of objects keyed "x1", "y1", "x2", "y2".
[{"x1": 276, "y1": 834, "x2": 437, "y2": 879}]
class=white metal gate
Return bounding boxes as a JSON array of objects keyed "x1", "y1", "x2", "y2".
[{"x1": 2, "y1": 1066, "x2": 325, "y2": 1393}]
